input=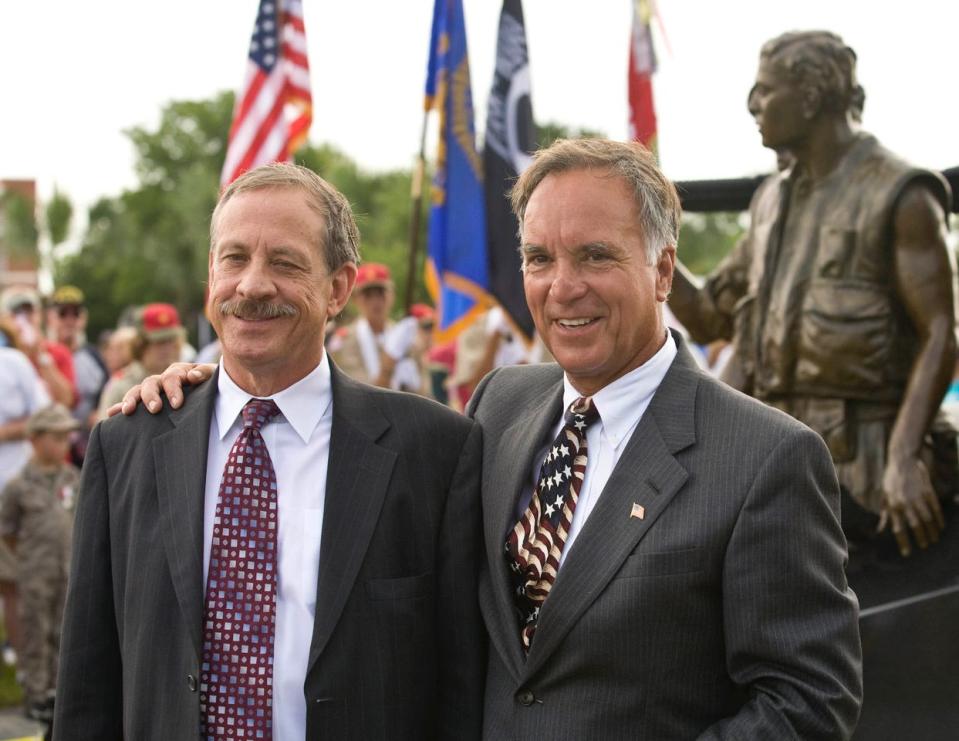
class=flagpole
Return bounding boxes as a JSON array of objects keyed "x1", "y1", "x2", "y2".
[{"x1": 403, "y1": 110, "x2": 429, "y2": 314}]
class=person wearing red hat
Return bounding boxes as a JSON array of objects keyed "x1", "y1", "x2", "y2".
[
  {"x1": 379, "y1": 302, "x2": 436, "y2": 395},
  {"x1": 96, "y1": 303, "x2": 186, "y2": 418},
  {"x1": 329, "y1": 267, "x2": 439, "y2": 395},
  {"x1": 328, "y1": 262, "x2": 397, "y2": 387}
]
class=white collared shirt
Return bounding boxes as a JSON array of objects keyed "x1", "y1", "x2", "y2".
[
  {"x1": 0, "y1": 347, "x2": 49, "y2": 491},
  {"x1": 204, "y1": 357, "x2": 333, "y2": 741},
  {"x1": 521, "y1": 333, "x2": 677, "y2": 568}
]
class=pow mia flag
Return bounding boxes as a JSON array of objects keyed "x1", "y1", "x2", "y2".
[{"x1": 483, "y1": 0, "x2": 536, "y2": 340}]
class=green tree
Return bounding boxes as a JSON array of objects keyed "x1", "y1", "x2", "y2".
[
  {"x1": 677, "y1": 212, "x2": 744, "y2": 277},
  {"x1": 295, "y1": 145, "x2": 430, "y2": 311},
  {"x1": 56, "y1": 92, "x2": 429, "y2": 339},
  {"x1": 44, "y1": 188, "x2": 73, "y2": 248},
  {"x1": 1, "y1": 191, "x2": 38, "y2": 258},
  {"x1": 56, "y1": 94, "x2": 233, "y2": 341}
]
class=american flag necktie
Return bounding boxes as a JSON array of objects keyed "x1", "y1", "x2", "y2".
[
  {"x1": 200, "y1": 398, "x2": 281, "y2": 739},
  {"x1": 505, "y1": 397, "x2": 599, "y2": 652}
]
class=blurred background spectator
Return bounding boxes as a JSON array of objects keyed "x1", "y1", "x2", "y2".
[
  {"x1": 0, "y1": 404, "x2": 80, "y2": 722},
  {"x1": 97, "y1": 303, "x2": 186, "y2": 418},
  {"x1": 47, "y1": 286, "x2": 108, "y2": 465},
  {"x1": 0, "y1": 315, "x2": 51, "y2": 676},
  {"x1": 1, "y1": 288, "x2": 76, "y2": 410}
]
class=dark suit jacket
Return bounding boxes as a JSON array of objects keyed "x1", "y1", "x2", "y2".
[
  {"x1": 468, "y1": 338, "x2": 863, "y2": 740},
  {"x1": 55, "y1": 364, "x2": 485, "y2": 740}
]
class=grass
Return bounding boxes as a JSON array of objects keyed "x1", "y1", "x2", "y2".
[{"x1": 0, "y1": 619, "x2": 22, "y2": 707}]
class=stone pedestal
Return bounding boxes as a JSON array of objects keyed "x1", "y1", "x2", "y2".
[{"x1": 850, "y1": 507, "x2": 959, "y2": 741}]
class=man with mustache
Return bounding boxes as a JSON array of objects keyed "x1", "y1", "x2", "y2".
[{"x1": 55, "y1": 163, "x2": 485, "y2": 740}]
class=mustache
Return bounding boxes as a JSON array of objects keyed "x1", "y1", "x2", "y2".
[{"x1": 218, "y1": 299, "x2": 298, "y2": 320}]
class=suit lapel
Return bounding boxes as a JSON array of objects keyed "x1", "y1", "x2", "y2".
[
  {"x1": 483, "y1": 376, "x2": 564, "y2": 681},
  {"x1": 523, "y1": 341, "x2": 701, "y2": 679},
  {"x1": 307, "y1": 366, "x2": 395, "y2": 672},
  {"x1": 153, "y1": 373, "x2": 218, "y2": 658}
]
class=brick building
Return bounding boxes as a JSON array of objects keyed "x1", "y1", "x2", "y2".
[{"x1": 0, "y1": 179, "x2": 39, "y2": 290}]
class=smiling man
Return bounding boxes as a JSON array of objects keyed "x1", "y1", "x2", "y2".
[
  {"x1": 54, "y1": 163, "x2": 485, "y2": 740},
  {"x1": 467, "y1": 138, "x2": 862, "y2": 739}
]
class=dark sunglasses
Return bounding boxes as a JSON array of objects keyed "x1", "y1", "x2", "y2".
[
  {"x1": 359, "y1": 286, "x2": 388, "y2": 299},
  {"x1": 57, "y1": 305, "x2": 82, "y2": 318},
  {"x1": 12, "y1": 303, "x2": 35, "y2": 315}
]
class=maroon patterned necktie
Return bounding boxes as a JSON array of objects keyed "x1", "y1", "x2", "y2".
[
  {"x1": 200, "y1": 398, "x2": 281, "y2": 739},
  {"x1": 505, "y1": 396, "x2": 599, "y2": 652}
]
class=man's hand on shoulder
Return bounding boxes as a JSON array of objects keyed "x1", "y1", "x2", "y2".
[{"x1": 108, "y1": 362, "x2": 217, "y2": 417}]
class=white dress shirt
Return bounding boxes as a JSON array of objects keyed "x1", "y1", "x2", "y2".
[
  {"x1": 204, "y1": 357, "x2": 333, "y2": 741},
  {"x1": 520, "y1": 333, "x2": 677, "y2": 568}
]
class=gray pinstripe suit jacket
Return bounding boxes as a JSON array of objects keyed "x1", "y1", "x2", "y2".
[
  {"x1": 469, "y1": 336, "x2": 863, "y2": 740},
  {"x1": 54, "y1": 363, "x2": 485, "y2": 740}
]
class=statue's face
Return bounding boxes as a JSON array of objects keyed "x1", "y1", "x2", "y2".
[{"x1": 747, "y1": 57, "x2": 810, "y2": 151}]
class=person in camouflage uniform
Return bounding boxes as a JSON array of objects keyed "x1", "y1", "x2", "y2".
[{"x1": 0, "y1": 404, "x2": 80, "y2": 721}]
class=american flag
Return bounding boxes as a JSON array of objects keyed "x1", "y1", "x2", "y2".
[
  {"x1": 221, "y1": 0, "x2": 312, "y2": 186},
  {"x1": 505, "y1": 397, "x2": 597, "y2": 651}
]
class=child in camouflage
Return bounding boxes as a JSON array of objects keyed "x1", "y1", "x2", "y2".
[{"x1": 0, "y1": 404, "x2": 80, "y2": 723}]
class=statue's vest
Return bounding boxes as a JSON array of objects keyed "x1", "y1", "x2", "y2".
[{"x1": 741, "y1": 134, "x2": 951, "y2": 403}]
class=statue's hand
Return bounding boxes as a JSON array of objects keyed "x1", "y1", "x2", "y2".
[
  {"x1": 106, "y1": 363, "x2": 216, "y2": 417},
  {"x1": 877, "y1": 455, "x2": 945, "y2": 557}
]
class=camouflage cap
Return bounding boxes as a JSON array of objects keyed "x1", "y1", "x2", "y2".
[
  {"x1": 52, "y1": 285, "x2": 85, "y2": 307},
  {"x1": 26, "y1": 404, "x2": 80, "y2": 435}
]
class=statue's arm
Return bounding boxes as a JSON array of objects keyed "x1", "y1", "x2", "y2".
[
  {"x1": 881, "y1": 182, "x2": 956, "y2": 555},
  {"x1": 669, "y1": 236, "x2": 750, "y2": 344}
]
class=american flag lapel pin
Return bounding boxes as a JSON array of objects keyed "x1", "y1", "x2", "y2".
[{"x1": 630, "y1": 503, "x2": 646, "y2": 520}]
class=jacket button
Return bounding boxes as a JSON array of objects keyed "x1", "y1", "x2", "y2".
[
  {"x1": 516, "y1": 688, "x2": 535, "y2": 706},
  {"x1": 187, "y1": 674, "x2": 198, "y2": 692}
]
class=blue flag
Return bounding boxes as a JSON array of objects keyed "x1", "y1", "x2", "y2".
[{"x1": 424, "y1": 0, "x2": 491, "y2": 341}]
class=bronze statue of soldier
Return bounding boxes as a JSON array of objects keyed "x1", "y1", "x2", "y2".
[{"x1": 669, "y1": 30, "x2": 957, "y2": 560}]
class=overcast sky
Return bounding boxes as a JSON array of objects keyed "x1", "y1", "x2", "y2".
[{"x1": 1, "y1": 0, "x2": 956, "y2": 241}]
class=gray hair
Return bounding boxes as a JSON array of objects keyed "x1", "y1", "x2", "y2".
[
  {"x1": 760, "y1": 30, "x2": 864, "y2": 118},
  {"x1": 210, "y1": 162, "x2": 360, "y2": 271},
  {"x1": 510, "y1": 138, "x2": 681, "y2": 264}
]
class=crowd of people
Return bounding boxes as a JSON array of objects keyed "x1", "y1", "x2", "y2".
[
  {"x1": 326, "y1": 262, "x2": 555, "y2": 410},
  {"x1": 0, "y1": 286, "x2": 204, "y2": 722}
]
